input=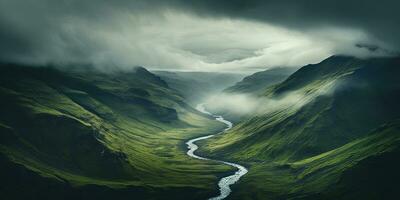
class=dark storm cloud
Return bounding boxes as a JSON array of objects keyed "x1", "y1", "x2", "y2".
[
  {"x1": 0, "y1": 0, "x2": 398, "y2": 70},
  {"x1": 0, "y1": 0, "x2": 165, "y2": 63},
  {"x1": 174, "y1": 0, "x2": 400, "y2": 50}
]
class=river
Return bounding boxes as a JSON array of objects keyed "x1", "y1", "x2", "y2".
[{"x1": 186, "y1": 104, "x2": 248, "y2": 200}]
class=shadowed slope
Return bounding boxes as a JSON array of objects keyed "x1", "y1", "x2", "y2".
[
  {"x1": 0, "y1": 64, "x2": 231, "y2": 199},
  {"x1": 201, "y1": 56, "x2": 400, "y2": 199}
]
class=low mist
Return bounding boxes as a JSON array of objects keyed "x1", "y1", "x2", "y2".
[{"x1": 204, "y1": 80, "x2": 338, "y2": 117}]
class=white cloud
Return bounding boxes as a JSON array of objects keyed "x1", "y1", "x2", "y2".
[
  {"x1": 204, "y1": 79, "x2": 339, "y2": 116},
  {"x1": 3, "y1": 7, "x2": 388, "y2": 72}
]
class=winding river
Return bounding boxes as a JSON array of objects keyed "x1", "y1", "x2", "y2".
[{"x1": 186, "y1": 104, "x2": 248, "y2": 200}]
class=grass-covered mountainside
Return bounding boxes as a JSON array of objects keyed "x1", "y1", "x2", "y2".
[
  {"x1": 224, "y1": 67, "x2": 297, "y2": 94},
  {"x1": 200, "y1": 55, "x2": 400, "y2": 199},
  {"x1": 0, "y1": 64, "x2": 232, "y2": 200},
  {"x1": 153, "y1": 71, "x2": 244, "y2": 105}
]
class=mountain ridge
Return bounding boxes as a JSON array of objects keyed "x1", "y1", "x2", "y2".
[
  {"x1": 224, "y1": 67, "x2": 298, "y2": 94},
  {"x1": 200, "y1": 55, "x2": 400, "y2": 199}
]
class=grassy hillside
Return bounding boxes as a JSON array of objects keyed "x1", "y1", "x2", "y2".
[
  {"x1": 224, "y1": 67, "x2": 297, "y2": 94},
  {"x1": 153, "y1": 71, "x2": 244, "y2": 105},
  {"x1": 0, "y1": 64, "x2": 232, "y2": 199},
  {"x1": 229, "y1": 120, "x2": 400, "y2": 200},
  {"x1": 200, "y1": 56, "x2": 400, "y2": 199}
]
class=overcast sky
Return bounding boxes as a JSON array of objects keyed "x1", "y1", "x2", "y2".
[{"x1": 0, "y1": 0, "x2": 399, "y2": 72}]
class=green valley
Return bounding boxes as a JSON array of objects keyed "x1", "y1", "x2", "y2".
[
  {"x1": 2, "y1": 55, "x2": 400, "y2": 200},
  {"x1": 0, "y1": 64, "x2": 232, "y2": 200},
  {"x1": 1, "y1": 1, "x2": 400, "y2": 199}
]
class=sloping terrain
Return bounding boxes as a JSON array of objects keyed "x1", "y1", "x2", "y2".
[
  {"x1": 204, "y1": 67, "x2": 297, "y2": 122},
  {"x1": 0, "y1": 64, "x2": 231, "y2": 200},
  {"x1": 224, "y1": 67, "x2": 297, "y2": 94},
  {"x1": 200, "y1": 56, "x2": 400, "y2": 199}
]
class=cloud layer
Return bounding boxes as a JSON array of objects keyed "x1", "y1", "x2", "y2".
[{"x1": 0, "y1": 0, "x2": 398, "y2": 71}]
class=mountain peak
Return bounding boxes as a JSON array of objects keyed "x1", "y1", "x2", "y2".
[
  {"x1": 132, "y1": 66, "x2": 169, "y2": 88},
  {"x1": 133, "y1": 66, "x2": 150, "y2": 73}
]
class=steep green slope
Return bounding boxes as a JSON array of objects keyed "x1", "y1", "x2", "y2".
[
  {"x1": 291, "y1": 120, "x2": 400, "y2": 199},
  {"x1": 224, "y1": 67, "x2": 297, "y2": 94},
  {"x1": 0, "y1": 64, "x2": 231, "y2": 199},
  {"x1": 230, "y1": 120, "x2": 400, "y2": 200},
  {"x1": 153, "y1": 71, "x2": 244, "y2": 105},
  {"x1": 201, "y1": 56, "x2": 400, "y2": 199}
]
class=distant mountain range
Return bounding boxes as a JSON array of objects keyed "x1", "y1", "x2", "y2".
[
  {"x1": 153, "y1": 70, "x2": 244, "y2": 105},
  {"x1": 224, "y1": 67, "x2": 298, "y2": 94}
]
